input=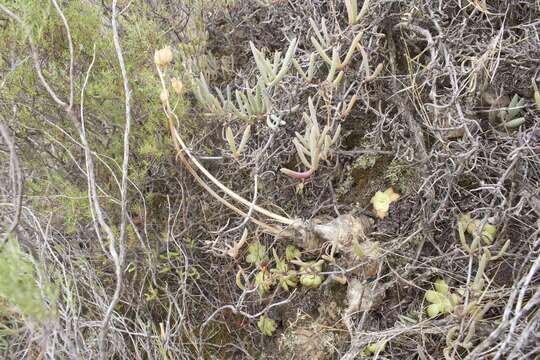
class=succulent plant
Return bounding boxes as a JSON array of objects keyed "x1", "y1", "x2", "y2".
[
  {"x1": 246, "y1": 241, "x2": 267, "y2": 266},
  {"x1": 292, "y1": 259, "x2": 324, "y2": 289},
  {"x1": 425, "y1": 279, "x2": 461, "y2": 318},
  {"x1": 257, "y1": 315, "x2": 277, "y2": 336},
  {"x1": 280, "y1": 97, "x2": 341, "y2": 179},
  {"x1": 225, "y1": 125, "x2": 251, "y2": 160},
  {"x1": 458, "y1": 214, "x2": 497, "y2": 246},
  {"x1": 285, "y1": 245, "x2": 301, "y2": 261},
  {"x1": 270, "y1": 251, "x2": 298, "y2": 291},
  {"x1": 255, "y1": 269, "x2": 273, "y2": 295},
  {"x1": 192, "y1": 75, "x2": 272, "y2": 122},
  {"x1": 250, "y1": 38, "x2": 298, "y2": 87},
  {"x1": 499, "y1": 94, "x2": 526, "y2": 128}
]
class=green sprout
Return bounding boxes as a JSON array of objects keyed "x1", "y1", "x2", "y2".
[
  {"x1": 292, "y1": 259, "x2": 324, "y2": 289},
  {"x1": 285, "y1": 245, "x2": 301, "y2": 261},
  {"x1": 246, "y1": 241, "x2": 267, "y2": 266},
  {"x1": 280, "y1": 97, "x2": 341, "y2": 179},
  {"x1": 226, "y1": 125, "x2": 251, "y2": 160},
  {"x1": 257, "y1": 315, "x2": 277, "y2": 336},
  {"x1": 255, "y1": 270, "x2": 273, "y2": 295},
  {"x1": 361, "y1": 339, "x2": 386, "y2": 356},
  {"x1": 425, "y1": 279, "x2": 461, "y2": 318},
  {"x1": 270, "y1": 250, "x2": 297, "y2": 291},
  {"x1": 499, "y1": 94, "x2": 526, "y2": 128},
  {"x1": 250, "y1": 38, "x2": 298, "y2": 87},
  {"x1": 458, "y1": 214, "x2": 497, "y2": 252}
]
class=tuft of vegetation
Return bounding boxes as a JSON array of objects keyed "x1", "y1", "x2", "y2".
[{"x1": 0, "y1": 0, "x2": 539, "y2": 359}]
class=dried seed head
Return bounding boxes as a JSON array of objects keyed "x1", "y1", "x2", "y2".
[
  {"x1": 171, "y1": 78, "x2": 183, "y2": 94},
  {"x1": 154, "y1": 46, "x2": 173, "y2": 67}
]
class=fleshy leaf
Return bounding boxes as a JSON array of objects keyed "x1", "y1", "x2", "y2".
[
  {"x1": 427, "y1": 303, "x2": 441, "y2": 318},
  {"x1": 425, "y1": 290, "x2": 445, "y2": 304},
  {"x1": 434, "y1": 279, "x2": 449, "y2": 296}
]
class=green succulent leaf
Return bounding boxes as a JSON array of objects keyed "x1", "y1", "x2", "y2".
[
  {"x1": 481, "y1": 224, "x2": 497, "y2": 245},
  {"x1": 425, "y1": 290, "x2": 446, "y2": 304},
  {"x1": 507, "y1": 94, "x2": 525, "y2": 120},
  {"x1": 427, "y1": 303, "x2": 442, "y2": 318},
  {"x1": 279, "y1": 273, "x2": 298, "y2": 291},
  {"x1": 434, "y1": 279, "x2": 449, "y2": 296},
  {"x1": 300, "y1": 273, "x2": 323, "y2": 288},
  {"x1": 425, "y1": 278, "x2": 460, "y2": 317}
]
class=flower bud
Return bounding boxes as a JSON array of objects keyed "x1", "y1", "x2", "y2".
[
  {"x1": 171, "y1": 78, "x2": 183, "y2": 94},
  {"x1": 160, "y1": 89, "x2": 169, "y2": 103},
  {"x1": 154, "y1": 46, "x2": 173, "y2": 67}
]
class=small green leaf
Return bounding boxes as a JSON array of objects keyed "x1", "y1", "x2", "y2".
[
  {"x1": 238, "y1": 125, "x2": 251, "y2": 154},
  {"x1": 481, "y1": 224, "x2": 497, "y2": 245},
  {"x1": 225, "y1": 126, "x2": 238, "y2": 158},
  {"x1": 434, "y1": 279, "x2": 449, "y2": 296},
  {"x1": 507, "y1": 94, "x2": 525, "y2": 120},
  {"x1": 300, "y1": 273, "x2": 323, "y2": 288},
  {"x1": 427, "y1": 303, "x2": 441, "y2": 318},
  {"x1": 425, "y1": 290, "x2": 445, "y2": 304},
  {"x1": 502, "y1": 117, "x2": 526, "y2": 129}
]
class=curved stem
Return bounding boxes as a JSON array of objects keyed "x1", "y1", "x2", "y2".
[{"x1": 156, "y1": 65, "x2": 295, "y2": 227}]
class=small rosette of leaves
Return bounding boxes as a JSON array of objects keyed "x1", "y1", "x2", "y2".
[
  {"x1": 459, "y1": 214, "x2": 497, "y2": 246},
  {"x1": 285, "y1": 245, "x2": 301, "y2": 261},
  {"x1": 292, "y1": 259, "x2": 324, "y2": 289},
  {"x1": 255, "y1": 270, "x2": 273, "y2": 295},
  {"x1": 425, "y1": 279, "x2": 461, "y2": 318},
  {"x1": 270, "y1": 250, "x2": 297, "y2": 291},
  {"x1": 257, "y1": 315, "x2": 277, "y2": 336},
  {"x1": 245, "y1": 241, "x2": 267, "y2": 266}
]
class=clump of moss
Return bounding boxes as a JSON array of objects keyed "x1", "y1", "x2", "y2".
[
  {"x1": 385, "y1": 158, "x2": 419, "y2": 194},
  {"x1": 336, "y1": 154, "x2": 380, "y2": 199}
]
